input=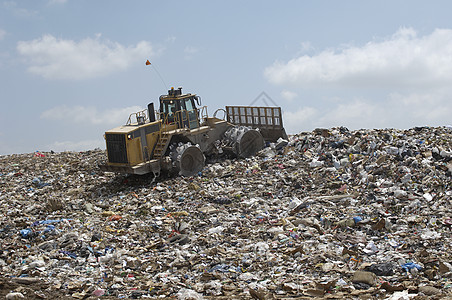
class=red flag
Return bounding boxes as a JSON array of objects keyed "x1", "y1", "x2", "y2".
[{"x1": 146, "y1": 60, "x2": 151, "y2": 65}]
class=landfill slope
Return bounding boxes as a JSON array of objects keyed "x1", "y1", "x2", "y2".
[{"x1": 0, "y1": 126, "x2": 451, "y2": 299}]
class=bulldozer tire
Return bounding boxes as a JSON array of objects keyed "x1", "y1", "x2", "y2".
[
  {"x1": 175, "y1": 144, "x2": 205, "y2": 177},
  {"x1": 237, "y1": 129, "x2": 265, "y2": 158}
]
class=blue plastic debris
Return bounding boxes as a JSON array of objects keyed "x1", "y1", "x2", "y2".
[
  {"x1": 401, "y1": 262, "x2": 422, "y2": 272},
  {"x1": 59, "y1": 250, "x2": 77, "y2": 259},
  {"x1": 19, "y1": 229, "x2": 32, "y2": 238},
  {"x1": 43, "y1": 225, "x2": 55, "y2": 233},
  {"x1": 353, "y1": 216, "x2": 363, "y2": 224}
]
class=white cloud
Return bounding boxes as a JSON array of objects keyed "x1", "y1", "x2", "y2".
[
  {"x1": 0, "y1": 29, "x2": 6, "y2": 41},
  {"x1": 317, "y1": 99, "x2": 384, "y2": 129},
  {"x1": 295, "y1": 41, "x2": 314, "y2": 56},
  {"x1": 17, "y1": 35, "x2": 155, "y2": 80},
  {"x1": 184, "y1": 46, "x2": 198, "y2": 54},
  {"x1": 281, "y1": 90, "x2": 297, "y2": 101},
  {"x1": 265, "y1": 28, "x2": 452, "y2": 89},
  {"x1": 184, "y1": 46, "x2": 199, "y2": 60},
  {"x1": 4, "y1": 1, "x2": 38, "y2": 18},
  {"x1": 266, "y1": 28, "x2": 452, "y2": 132},
  {"x1": 284, "y1": 90, "x2": 452, "y2": 133},
  {"x1": 46, "y1": 139, "x2": 104, "y2": 152},
  {"x1": 387, "y1": 91, "x2": 452, "y2": 124},
  {"x1": 166, "y1": 36, "x2": 176, "y2": 43},
  {"x1": 41, "y1": 105, "x2": 143, "y2": 126},
  {"x1": 299, "y1": 41, "x2": 313, "y2": 52},
  {"x1": 283, "y1": 107, "x2": 318, "y2": 134}
]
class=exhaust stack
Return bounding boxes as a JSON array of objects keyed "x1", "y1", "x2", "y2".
[{"x1": 148, "y1": 102, "x2": 156, "y2": 122}]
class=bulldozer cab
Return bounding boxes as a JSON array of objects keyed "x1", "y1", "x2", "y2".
[{"x1": 159, "y1": 87, "x2": 200, "y2": 130}]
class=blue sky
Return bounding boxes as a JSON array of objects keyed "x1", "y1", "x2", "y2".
[{"x1": 1, "y1": 1, "x2": 452, "y2": 155}]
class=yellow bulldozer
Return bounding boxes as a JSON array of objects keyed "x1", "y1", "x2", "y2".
[{"x1": 100, "y1": 87, "x2": 287, "y2": 177}]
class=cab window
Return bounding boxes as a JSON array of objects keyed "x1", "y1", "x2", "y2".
[
  {"x1": 162, "y1": 100, "x2": 178, "y2": 123},
  {"x1": 183, "y1": 98, "x2": 194, "y2": 111}
]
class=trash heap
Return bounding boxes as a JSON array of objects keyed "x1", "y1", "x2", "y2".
[{"x1": 0, "y1": 126, "x2": 451, "y2": 299}]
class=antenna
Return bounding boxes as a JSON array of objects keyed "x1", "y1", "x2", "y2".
[{"x1": 146, "y1": 60, "x2": 168, "y2": 90}]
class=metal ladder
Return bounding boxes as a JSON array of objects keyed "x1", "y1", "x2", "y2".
[{"x1": 153, "y1": 133, "x2": 170, "y2": 159}]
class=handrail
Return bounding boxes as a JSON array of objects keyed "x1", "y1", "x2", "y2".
[
  {"x1": 155, "y1": 110, "x2": 161, "y2": 120},
  {"x1": 126, "y1": 109, "x2": 148, "y2": 125},
  {"x1": 158, "y1": 106, "x2": 208, "y2": 129},
  {"x1": 198, "y1": 106, "x2": 208, "y2": 122},
  {"x1": 125, "y1": 106, "x2": 209, "y2": 126}
]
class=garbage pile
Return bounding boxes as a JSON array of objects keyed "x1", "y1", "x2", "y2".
[{"x1": 0, "y1": 126, "x2": 451, "y2": 299}]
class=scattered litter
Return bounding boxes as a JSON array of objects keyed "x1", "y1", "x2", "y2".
[{"x1": 0, "y1": 127, "x2": 451, "y2": 298}]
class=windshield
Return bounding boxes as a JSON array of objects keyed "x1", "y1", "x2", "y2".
[{"x1": 161, "y1": 100, "x2": 178, "y2": 123}]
